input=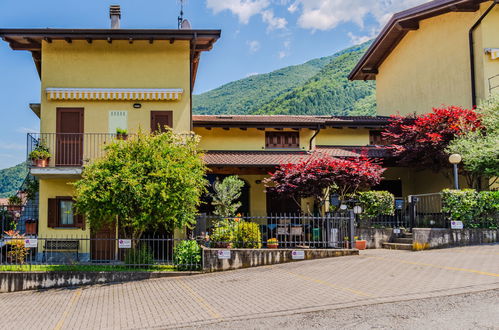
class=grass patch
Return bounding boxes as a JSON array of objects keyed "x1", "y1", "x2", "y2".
[{"x1": 0, "y1": 264, "x2": 182, "y2": 272}]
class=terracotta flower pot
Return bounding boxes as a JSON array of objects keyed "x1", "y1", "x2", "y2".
[
  {"x1": 268, "y1": 243, "x2": 278, "y2": 249},
  {"x1": 34, "y1": 158, "x2": 49, "y2": 167},
  {"x1": 117, "y1": 134, "x2": 128, "y2": 141},
  {"x1": 355, "y1": 240, "x2": 367, "y2": 250}
]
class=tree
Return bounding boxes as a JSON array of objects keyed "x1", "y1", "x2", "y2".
[
  {"x1": 448, "y1": 96, "x2": 499, "y2": 188},
  {"x1": 265, "y1": 153, "x2": 385, "y2": 211},
  {"x1": 74, "y1": 130, "x2": 207, "y2": 240},
  {"x1": 383, "y1": 106, "x2": 482, "y2": 173},
  {"x1": 210, "y1": 176, "x2": 245, "y2": 218}
]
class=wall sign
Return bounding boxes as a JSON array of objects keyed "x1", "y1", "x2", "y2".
[
  {"x1": 292, "y1": 250, "x2": 305, "y2": 260},
  {"x1": 24, "y1": 238, "x2": 38, "y2": 248},
  {"x1": 218, "y1": 250, "x2": 231, "y2": 259},
  {"x1": 451, "y1": 221, "x2": 464, "y2": 230},
  {"x1": 393, "y1": 228, "x2": 401, "y2": 234},
  {"x1": 119, "y1": 239, "x2": 132, "y2": 249}
]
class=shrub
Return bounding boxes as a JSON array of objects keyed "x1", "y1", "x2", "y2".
[
  {"x1": 442, "y1": 189, "x2": 499, "y2": 228},
  {"x1": 4, "y1": 230, "x2": 29, "y2": 265},
  {"x1": 174, "y1": 240, "x2": 201, "y2": 271},
  {"x1": 233, "y1": 221, "x2": 262, "y2": 248},
  {"x1": 124, "y1": 244, "x2": 154, "y2": 266},
  {"x1": 357, "y1": 191, "x2": 395, "y2": 218},
  {"x1": 8, "y1": 195, "x2": 22, "y2": 206},
  {"x1": 210, "y1": 224, "x2": 234, "y2": 247}
]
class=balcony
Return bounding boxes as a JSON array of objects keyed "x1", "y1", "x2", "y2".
[{"x1": 27, "y1": 133, "x2": 117, "y2": 178}]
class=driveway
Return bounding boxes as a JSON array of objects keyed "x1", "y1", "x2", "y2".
[{"x1": 1, "y1": 245, "x2": 499, "y2": 329}]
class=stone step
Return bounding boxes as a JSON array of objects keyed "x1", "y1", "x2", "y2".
[
  {"x1": 402, "y1": 232, "x2": 413, "y2": 237},
  {"x1": 382, "y1": 242, "x2": 413, "y2": 251},
  {"x1": 394, "y1": 237, "x2": 414, "y2": 244}
]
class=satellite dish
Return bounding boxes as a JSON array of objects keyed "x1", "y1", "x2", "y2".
[{"x1": 180, "y1": 19, "x2": 192, "y2": 30}]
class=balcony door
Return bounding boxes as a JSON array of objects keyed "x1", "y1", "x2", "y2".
[{"x1": 56, "y1": 108, "x2": 84, "y2": 166}]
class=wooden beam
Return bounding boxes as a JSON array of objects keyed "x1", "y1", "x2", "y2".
[
  {"x1": 204, "y1": 127, "x2": 212, "y2": 130},
  {"x1": 395, "y1": 20, "x2": 419, "y2": 31},
  {"x1": 107, "y1": 37, "x2": 112, "y2": 44},
  {"x1": 129, "y1": 38, "x2": 133, "y2": 44},
  {"x1": 149, "y1": 38, "x2": 154, "y2": 44},
  {"x1": 44, "y1": 37, "x2": 52, "y2": 43},
  {"x1": 257, "y1": 128, "x2": 266, "y2": 131},
  {"x1": 450, "y1": 3, "x2": 480, "y2": 12},
  {"x1": 361, "y1": 67, "x2": 378, "y2": 74},
  {"x1": 222, "y1": 127, "x2": 230, "y2": 131},
  {"x1": 170, "y1": 38, "x2": 175, "y2": 44},
  {"x1": 239, "y1": 127, "x2": 248, "y2": 131},
  {"x1": 86, "y1": 38, "x2": 93, "y2": 44},
  {"x1": 24, "y1": 37, "x2": 40, "y2": 45},
  {"x1": 64, "y1": 37, "x2": 72, "y2": 44}
]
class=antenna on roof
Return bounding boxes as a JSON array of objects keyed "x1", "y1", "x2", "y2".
[{"x1": 177, "y1": 0, "x2": 190, "y2": 29}]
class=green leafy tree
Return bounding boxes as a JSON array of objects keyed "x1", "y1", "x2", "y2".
[
  {"x1": 74, "y1": 130, "x2": 207, "y2": 240},
  {"x1": 210, "y1": 176, "x2": 245, "y2": 218},
  {"x1": 448, "y1": 95, "x2": 499, "y2": 188}
]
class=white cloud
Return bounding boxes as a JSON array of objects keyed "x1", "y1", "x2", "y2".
[
  {"x1": 291, "y1": 0, "x2": 431, "y2": 31},
  {"x1": 246, "y1": 72, "x2": 259, "y2": 77},
  {"x1": 278, "y1": 40, "x2": 291, "y2": 59},
  {"x1": 247, "y1": 40, "x2": 261, "y2": 53},
  {"x1": 261, "y1": 10, "x2": 287, "y2": 30}
]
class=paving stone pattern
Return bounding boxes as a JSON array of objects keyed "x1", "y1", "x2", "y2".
[{"x1": 1, "y1": 245, "x2": 499, "y2": 329}]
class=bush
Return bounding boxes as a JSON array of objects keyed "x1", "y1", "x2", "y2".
[
  {"x1": 124, "y1": 244, "x2": 154, "y2": 266},
  {"x1": 174, "y1": 240, "x2": 202, "y2": 271},
  {"x1": 210, "y1": 222, "x2": 235, "y2": 247},
  {"x1": 233, "y1": 221, "x2": 262, "y2": 248},
  {"x1": 442, "y1": 189, "x2": 499, "y2": 229},
  {"x1": 357, "y1": 191, "x2": 395, "y2": 218}
]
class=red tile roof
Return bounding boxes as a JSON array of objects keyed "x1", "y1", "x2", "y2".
[{"x1": 203, "y1": 146, "x2": 391, "y2": 167}]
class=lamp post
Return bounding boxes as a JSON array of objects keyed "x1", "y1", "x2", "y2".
[{"x1": 449, "y1": 154, "x2": 462, "y2": 190}]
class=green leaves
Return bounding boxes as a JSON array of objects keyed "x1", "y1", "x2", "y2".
[
  {"x1": 357, "y1": 191, "x2": 395, "y2": 218},
  {"x1": 73, "y1": 130, "x2": 208, "y2": 239},
  {"x1": 210, "y1": 176, "x2": 245, "y2": 218},
  {"x1": 442, "y1": 189, "x2": 499, "y2": 229}
]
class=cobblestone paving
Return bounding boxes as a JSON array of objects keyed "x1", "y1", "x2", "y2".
[{"x1": 1, "y1": 245, "x2": 499, "y2": 329}]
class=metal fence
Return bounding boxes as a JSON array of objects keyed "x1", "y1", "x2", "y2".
[
  {"x1": 195, "y1": 213, "x2": 355, "y2": 249},
  {"x1": 0, "y1": 236, "x2": 201, "y2": 271},
  {"x1": 409, "y1": 193, "x2": 449, "y2": 228}
]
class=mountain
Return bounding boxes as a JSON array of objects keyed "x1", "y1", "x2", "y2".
[
  {"x1": 193, "y1": 41, "x2": 375, "y2": 116},
  {"x1": 0, "y1": 162, "x2": 28, "y2": 198}
]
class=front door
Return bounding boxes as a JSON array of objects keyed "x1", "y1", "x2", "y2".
[
  {"x1": 56, "y1": 108, "x2": 84, "y2": 166},
  {"x1": 91, "y1": 224, "x2": 116, "y2": 261},
  {"x1": 151, "y1": 111, "x2": 173, "y2": 133}
]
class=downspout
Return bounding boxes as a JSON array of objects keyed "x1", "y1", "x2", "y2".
[
  {"x1": 309, "y1": 125, "x2": 321, "y2": 151},
  {"x1": 469, "y1": 1, "x2": 497, "y2": 107},
  {"x1": 190, "y1": 33, "x2": 198, "y2": 131}
]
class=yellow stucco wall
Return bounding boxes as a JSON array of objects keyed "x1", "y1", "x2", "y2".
[
  {"x1": 376, "y1": 3, "x2": 499, "y2": 116},
  {"x1": 477, "y1": 6, "x2": 499, "y2": 101},
  {"x1": 40, "y1": 40, "x2": 192, "y2": 134},
  {"x1": 315, "y1": 128, "x2": 370, "y2": 146},
  {"x1": 194, "y1": 128, "x2": 315, "y2": 151}
]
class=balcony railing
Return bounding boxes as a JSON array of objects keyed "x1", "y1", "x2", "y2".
[
  {"x1": 27, "y1": 133, "x2": 117, "y2": 168},
  {"x1": 27, "y1": 132, "x2": 196, "y2": 168}
]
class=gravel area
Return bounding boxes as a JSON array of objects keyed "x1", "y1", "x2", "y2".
[{"x1": 190, "y1": 289, "x2": 499, "y2": 330}]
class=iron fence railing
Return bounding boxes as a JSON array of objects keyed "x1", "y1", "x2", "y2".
[
  {"x1": 0, "y1": 236, "x2": 201, "y2": 271},
  {"x1": 409, "y1": 193, "x2": 449, "y2": 228},
  {"x1": 195, "y1": 213, "x2": 355, "y2": 249}
]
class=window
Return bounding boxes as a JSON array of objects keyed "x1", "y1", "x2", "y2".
[
  {"x1": 48, "y1": 197, "x2": 85, "y2": 229},
  {"x1": 369, "y1": 131, "x2": 389, "y2": 145},
  {"x1": 109, "y1": 111, "x2": 128, "y2": 134},
  {"x1": 265, "y1": 132, "x2": 300, "y2": 149}
]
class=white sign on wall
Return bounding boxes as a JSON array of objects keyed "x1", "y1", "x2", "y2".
[
  {"x1": 393, "y1": 228, "x2": 401, "y2": 234},
  {"x1": 451, "y1": 221, "x2": 464, "y2": 230},
  {"x1": 118, "y1": 239, "x2": 132, "y2": 248},
  {"x1": 292, "y1": 250, "x2": 305, "y2": 260},
  {"x1": 218, "y1": 250, "x2": 231, "y2": 259},
  {"x1": 24, "y1": 238, "x2": 38, "y2": 248}
]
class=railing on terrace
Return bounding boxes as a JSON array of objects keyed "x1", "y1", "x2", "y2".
[
  {"x1": 27, "y1": 132, "x2": 196, "y2": 168},
  {"x1": 195, "y1": 213, "x2": 355, "y2": 249}
]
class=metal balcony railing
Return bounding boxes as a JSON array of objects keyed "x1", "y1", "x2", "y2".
[{"x1": 27, "y1": 132, "x2": 196, "y2": 168}]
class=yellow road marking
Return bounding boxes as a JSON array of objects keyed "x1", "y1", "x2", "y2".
[
  {"x1": 368, "y1": 256, "x2": 499, "y2": 278},
  {"x1": 284, "y1": 270, "x2": 373, "y2": 297},
  {"x1": 54, "y1": 289, "x2": 82, "y2": 330},
  {"x1": 178, "y1": 279, "x2": 221, "y2": 319}
]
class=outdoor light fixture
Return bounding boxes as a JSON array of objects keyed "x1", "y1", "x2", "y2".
[
  {"x1": 353, "y1": 205, "x2": 363, "y2": 215},
  {"x1": 449, "y1": 153, "x2": 462, "y2": 190},
  {"x1": 133, "y1": 103, "x2": 142, "y2": 109},
  {"x1": 339, "y1": 204, "x2": 348, "y2": 210}
]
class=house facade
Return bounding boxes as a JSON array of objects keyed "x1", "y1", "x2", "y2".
[{"x1": 350, "y1": 0, "x2": 499, "y2": 115}]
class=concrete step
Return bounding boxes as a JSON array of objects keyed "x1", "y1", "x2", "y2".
[
  {"x1": 402, "y1": 232, "x2": 413, "y2": 238},
  {"x1": 394, "y1": 237, "x2": 414, "y2": 244},
  {"x1": 382, "y1": 242, "x2": 413, "y2": 251}
]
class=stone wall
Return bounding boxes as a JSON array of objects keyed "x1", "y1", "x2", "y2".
[
  {"x1": 202, "y1": 247, "x2": 358, "y2": 272},
  {"x1": 355, "y1": 228, "x2": 394, "y2": 249},
  {"x1": 413, "y1": 228, "x2": 499, "y2": 249}
]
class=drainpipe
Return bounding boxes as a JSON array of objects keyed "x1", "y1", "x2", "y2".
[
  {"x1": 469, "y1": 1, "x2": 497, "y2": 107},
  {"x1": 309, "y1": 125, "x2": 321, "y2": 151}
]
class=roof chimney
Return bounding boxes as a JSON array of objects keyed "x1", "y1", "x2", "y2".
[{"x1": 110, "y1": 5, "x2": 121, "y2": 29}]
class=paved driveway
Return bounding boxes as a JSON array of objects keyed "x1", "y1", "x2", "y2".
[{"x1": 1, "y1": 245, "x2": 499, "y2": 329}]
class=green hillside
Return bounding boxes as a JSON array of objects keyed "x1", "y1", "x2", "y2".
[
  {"x1": 193, "y1": 42, "x2": 375, "y2": 116},
  {"x1": 0, "y1": 162, "x2": 28, "y2": 198}
]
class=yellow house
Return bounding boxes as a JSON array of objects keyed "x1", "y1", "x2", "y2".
[
  {"x1": 349, "y1": 0, "x2": 499, "y2": 115},
  {"x1": 0, "y1": 6, "x2": 220, "y2": 260}
]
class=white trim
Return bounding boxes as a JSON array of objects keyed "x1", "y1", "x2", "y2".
[
  {"x1": 46, "y1": 88, "x2": 184, "y2": 101},
  {"x1": 30, "y1": 167, "x2": 83, "y2": 178}
]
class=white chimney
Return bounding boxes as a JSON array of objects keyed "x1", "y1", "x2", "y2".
[{"x1": 110, "y1": 5, "x2": 121, "y2": 29}]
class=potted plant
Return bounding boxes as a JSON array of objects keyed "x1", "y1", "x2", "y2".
[
  {"x1": 210, "y1": 225, "x2": 233, "y2": 248},
  {"x1": 267, "y1": 238, "x2": 279, "y2": 249},
  {"x1": 354, "y1": 236, "x2": 367, "y2": 250},
  {"x1": 116, "y1": 128, "x2": 128, "y2": 140},
  {"x1": 7, "y1": 195, "x2": 22, "y2": 212},
  {"x1": 29, "y1": 144, "x2": 51, "y2": 167}
]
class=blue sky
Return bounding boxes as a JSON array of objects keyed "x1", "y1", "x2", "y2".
[{"x1": 0, "y1": 0, "x2": 428, "y2": 169}]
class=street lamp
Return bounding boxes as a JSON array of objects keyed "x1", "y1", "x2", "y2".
[{"x1": 449, "y1": 153, "x2": 462, "y2": 190}]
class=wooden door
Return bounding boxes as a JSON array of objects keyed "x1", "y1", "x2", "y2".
[
  {"x1": 56, "y1": 108, "x2": 84, "y2": 166},
  {"x1": 91, "y1": 224, "x2": 116, "y2": 261},
  {"x1": 266, "y1": 191, "x2": 301, "y2": 215},
  {"x1": 151, "y1": 111, "x2": 173, "y2": 133}
]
